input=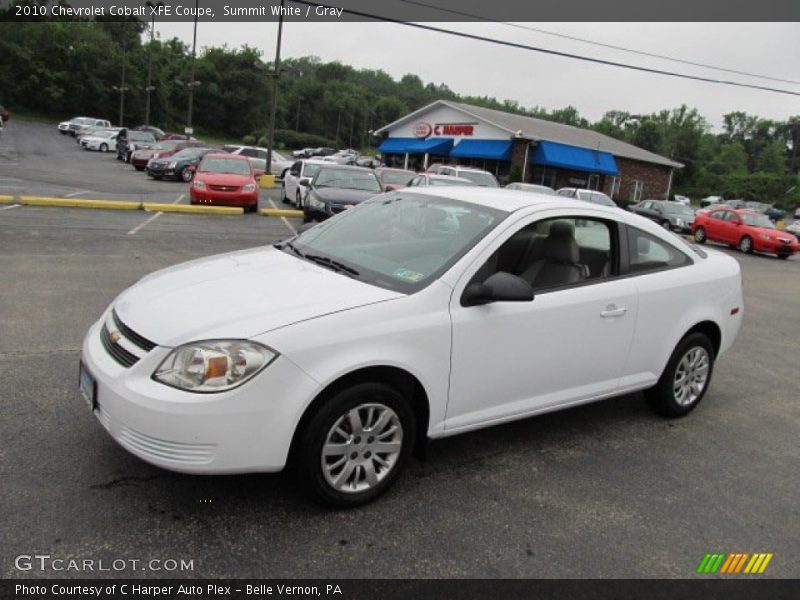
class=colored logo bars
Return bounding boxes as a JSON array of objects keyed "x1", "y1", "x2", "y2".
[{"x1": 697, "y1": 553, "x2": 773, "y2": 574}]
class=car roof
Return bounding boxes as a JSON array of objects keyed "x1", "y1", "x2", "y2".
[
  {"x1": 203, "y1": 152, "x2": 249, "y2": 160},
  {"x1": 399, "y1": 186, "x2": 615, "y2": 214},
  {"x1": 316, "y1": 164, "x2": 375, "y2": 173},
  {"x1": 429, "y1": 174, "x2": 474, "y2": 183}
]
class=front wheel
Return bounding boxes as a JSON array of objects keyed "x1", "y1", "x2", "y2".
[
  {"x1": 777, "y1": 254, "x2": 789, "y2": 260},
  {"x1": 739, "y1": 235, "x2": 754, "y2": 254},
  {"x1": 661, "y1": 220, "x2": 671, "y2": 230},
  {"x1": 99, "y1": 143, "x2": 108, "y2": 152},
  {"x1": 645, "y1": 332, "x2": 714, "y2": 418},
  {"x1": 294, "y1": 382, "x2": 414, "y2": 507},
  {"x1": 181, "y1": 167, "x2": 193, "y2": 182},
  {"x1": 134, "y1": 165, "x2": 145, "y2": 171},
  {"x1": 693, "y1": 227, "x2": 706, "y2": 244}
]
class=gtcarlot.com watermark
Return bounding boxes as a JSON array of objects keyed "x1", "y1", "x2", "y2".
[{"x1": 14, "y1": 554, "x2": 194, "y2": 572}]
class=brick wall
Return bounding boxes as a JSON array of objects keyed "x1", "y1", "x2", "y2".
[{"x1": 602, "y1": 157, "x2": 674, "y2": 203}]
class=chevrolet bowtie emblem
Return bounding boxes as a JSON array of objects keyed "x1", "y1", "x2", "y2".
[{"x1": 108, "y1": 330, "x2": 121, "y2": 344}]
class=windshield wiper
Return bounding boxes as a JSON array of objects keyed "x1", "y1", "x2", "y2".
[
  {"x1": 304, "y1": 254, "x2": 360, "y2": 278},
  {"x1": 278, "y1": 240, "x2": 305, "y2": 258}
]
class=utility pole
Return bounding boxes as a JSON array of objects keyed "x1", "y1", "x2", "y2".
[
  {"x1": 113, "y1": 29, "x2": 129, "y2": 127},
  {"x1": 144, "y1": 1, "x2": 164, "y2": 126},
  {"x1": 186, "y1": 0, "x2": 199, "y2": 134},
  {"x1": 266, "y1": 0, "x2": 285, "y2": 175}
]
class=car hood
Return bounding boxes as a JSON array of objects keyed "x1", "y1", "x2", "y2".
[
  {"x1": 114, "y1": 246, "x2": 402, "y2": 346},
  {"x1": 312, "y1": 187, "x2": 377, "y2": 204}
]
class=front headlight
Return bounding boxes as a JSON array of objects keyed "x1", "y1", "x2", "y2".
[
  {"x1": 167, "y1": 161, "x2": 177, "y2": 168},
  {"x1": 194, "y1": 180, "x2": 206, "y2": 189},
  {"x1": 153, "y1": 340, "x2": 276, "y2": 393},
  {"x1": 242, "y1": 183, "x2": 256, "y2": 192}
]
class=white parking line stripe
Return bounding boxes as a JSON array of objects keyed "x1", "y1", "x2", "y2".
[
  {"x1": 267, "y1": 197, "x2": 297, "y2": 236},
  {"x1": 127, "y1": 211, "x2": 163, "y2": 235},
  {"x1": 63, "y1": 190, "x2": 89, "y2": 198},
  {"x1": 173, "y1": 194, "x2": 184, "y2": 204},
  {"x1": 0, "y1": 204, "x2": 20, "y2": 211}
]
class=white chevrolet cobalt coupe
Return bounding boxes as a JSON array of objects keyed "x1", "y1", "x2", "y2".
[{"x1": 80, "y1": 188, "x2": 743, "y2": 506}]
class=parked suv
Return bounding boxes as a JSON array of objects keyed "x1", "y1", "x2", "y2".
[
  {"x1": 556, "y1": 187, "x2": 616, "y2": 207},
  {"x1": 431, "y1": 165, "x2": 499, "y2": 187},
  {"x1": 58, "y1": 117, "x2": 110, "y2": 136},
  {"x1": 116, "y1": 128, "x2": 157, "y2": 162}
]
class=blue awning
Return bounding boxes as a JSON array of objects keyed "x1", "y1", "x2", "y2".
[
  {"x1": 450, "y1": 140, "x2": 513, "y2": 160},
  {"x1": 377, "y1": 137, "x2": 454, "y2": 155},
  {"x1": 530, "y1": 141, "x2": 618, "y2": 175}
]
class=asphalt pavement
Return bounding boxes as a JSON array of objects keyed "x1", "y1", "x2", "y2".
[{"x1": 0, "y1": 118, "x2": 798, "y2": 579}]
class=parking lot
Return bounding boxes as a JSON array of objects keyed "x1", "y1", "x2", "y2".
[{"x1": 1, "y1": 118, "x2": 799, "y2": 579}]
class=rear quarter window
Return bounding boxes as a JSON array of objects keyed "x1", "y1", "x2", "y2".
[{"x1": 627, "y1": 227, "x2": 692, "y2": 274}]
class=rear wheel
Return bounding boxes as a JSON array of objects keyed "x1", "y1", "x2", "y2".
[
  {"x1": 645, "y1": 332, "x2": 714, "y2": 418},
  {"x1": 99, "y1": 143, "x2": 108, "y2": 152},
  {"x1": 738, "y1": 235, "x2": 754, "y2": 254},
  {"x1": 294, "y1": 382, "x2": 414, "y2": 507},
  {"x1": 180, "y1": 167, "x2": 193, "y2": 182},
  {"x1": 693, "y1": 227, "x2": 706, "y2": 244}
]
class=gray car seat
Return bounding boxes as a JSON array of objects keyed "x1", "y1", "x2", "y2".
[{"x1": 520, "y1": 221, "x2": 589, "y2": 288}]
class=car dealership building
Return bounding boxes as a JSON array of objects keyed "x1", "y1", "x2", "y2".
[{"x1": 374, "y1": 100, "x2": 682, "y2": 203}]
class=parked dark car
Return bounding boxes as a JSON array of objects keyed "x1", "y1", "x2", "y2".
[
  {"x1": 116, "y1": 128, "x2": 157, "y2": 162},
  {"x1": 745, "y1": 200, "x2": 785, "y2": 222},
  {"x1": 301, "y1": 165, "x2": 382, "y2": 222},
  {"x1": 131, "y1": 140, "x2": 206, "y2": 171},
  {"x1": 147, "y1": 147, "x2": 218, "y2": 181},
  {"x1": 628, "y1": 199, "x2": 696, "y2": 232}
]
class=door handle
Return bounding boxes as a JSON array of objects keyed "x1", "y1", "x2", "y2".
[{"x1": 600, "y1": 305, "x2": 628, "y2": 318}]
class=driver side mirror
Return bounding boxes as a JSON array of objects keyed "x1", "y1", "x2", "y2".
[
  {"x1": 299, "y1": 177, "x2": 311, "y2": 187},
  {"x1": 461, "y1": 272, "x2": 534, "y2": 307}
]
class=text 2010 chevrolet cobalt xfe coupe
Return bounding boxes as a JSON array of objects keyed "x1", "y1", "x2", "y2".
[{"x1": 81, "y1": 188, "x2": 743, "y2": 506}]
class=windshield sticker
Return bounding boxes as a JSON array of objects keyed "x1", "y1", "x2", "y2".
[{"x1": 393, "y1": 268, "x2": 425, "y2": 282}]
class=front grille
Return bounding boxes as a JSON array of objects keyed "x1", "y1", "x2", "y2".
[
  {"x1": 99, "y1": 310, "x2": 156, "y2": 368},
  {"x1": 209, "y1": 185, "x2": 239, "y2": 192},
  {"x1": 100, "y1": 324, "x2": 139, "y2": 367},
  {"x1": 112, "y1": 310, "x2": 156, "y2": 351},
  {"x1": 118, "y1": 426, "x2": 216, "y2": 465}
]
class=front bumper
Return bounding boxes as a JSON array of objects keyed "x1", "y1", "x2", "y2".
[
  {"x1": 189, "y1": 187, "x2": 258, "y2": 208},
  {"x1": 147, "y1": 165, "x2": 178, "y2": 179},
  {"x1": 755, "y1": 238, "x2": 799, "y2": 256},
  {"x1": 80, "y1": 316, "x2": 319, "y2": 474}
]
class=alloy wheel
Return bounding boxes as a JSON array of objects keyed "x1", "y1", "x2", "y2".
[
  {"x1": 321, "y1": 403, "x2": 403, "y2": 494},
  {"x1": 672, "y1": 347, "x2": 710, "y2": 406}
]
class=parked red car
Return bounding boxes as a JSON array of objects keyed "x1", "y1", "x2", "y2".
[
  {"x1": 692, "y1": 208, "x2": 799, "y2": 259},
  {"x1": 131, "y1": 140, "x2": 205, "y2": 171},
  {"x1": 189, "y1": 153, "x2": 259, "y2": 212}
]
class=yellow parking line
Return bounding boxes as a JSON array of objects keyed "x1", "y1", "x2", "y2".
[
  {"x1": 0, "y1": 195, "x2": 14, "y2": 204},
  {"x1": 260, "y1": 208, "x2": 303, "y2": 218},
  {"x1": 20, "y1": 196, "x2": 141, "y2": 210},
  {"x1": 142, "y1": 202, "x2": 243, "y2": 215}
]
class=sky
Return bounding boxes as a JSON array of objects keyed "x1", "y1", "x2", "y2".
[{"x1": 154, "y1": 21, "x2": 800, "y2": 130}]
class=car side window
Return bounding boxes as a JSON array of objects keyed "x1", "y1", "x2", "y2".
[
  {"x1": 723, "y1": 212, "x2": 738, "y2": 222},
  {"x1": 470, "y1": 217, "x2": 616, "y2": 292},
  {"x1": 627, "y1": 227, "x2": 691, "y2": 274},
  {"x1": 708, "y1": 210, "x2": 725, "y2": 220}
]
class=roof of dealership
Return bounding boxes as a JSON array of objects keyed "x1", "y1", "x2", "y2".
[{"x1": 375, "y1": 100, "x2": 683, "y2": 170}]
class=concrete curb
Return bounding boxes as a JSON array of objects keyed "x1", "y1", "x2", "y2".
[
  {"x1": 143, "y1": 202, "x2": 244, "y2": 215},
  {"x1": 0, "y1": 195, "x2": 14, "y2": 204},
  {"x1": 260, "y1": 208, "x2": 304, "y2": 218},
  {"x1": 20, "y1": 196, "x2": 141, "y2": 210}
]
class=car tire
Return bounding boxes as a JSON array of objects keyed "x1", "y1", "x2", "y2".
[
  {"x1": 738, "y1": 235, "x2": 754, "y2": 254},
  {"x1": 661, "y1": 220, "x2": 671, "y2": 230},
  {"x1": 181, "y1": 167, "x2": 193, "y2": 182},
  {"x1": 99, "y1": 143, "x2": 108, "y2": 152},
  {"x1": 777, "y1": 254, "x2": 789, "y2": 260},
  {"x1": 294, "y1": 382, "x2": 415, "y2": 507},
  {"x1": 134, "y1": 165, "x2": 145, "y2": 171},
  {"x1": 693, "y1": 227, "x2": 706, "y2": 244},
  {"x1": 281, "y1": 182, "x2": 289, "y2": 204},
  {"x1": 645, "y1": 332, "x2": 715, "y2": 418}
]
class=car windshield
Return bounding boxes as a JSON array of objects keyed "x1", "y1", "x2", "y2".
[
  {"x1": 741, "y1": 212, "x2": 775, "y2": 229},
  {"x1": 129, "y1": 132, "x2": 155, "y2": 142},
  {"x1": 272, "y1": 151, "x2": 286, "y2": 161},
  {"x1": 152, "y1": 141, "x2": 179, "y2": 151},
  {"x1": 458, "y1": 171, "x2": 498, "y2": 187},
  {"x1": 582, "y1": 192, "x2": 616, "y2": 206},
  {"x1": 745, "y1": 201, "x2": 769, "y2": 211},
  {"x1": 381, "y1": 171, "x2": 414, "y2": 185},
  {"x1": 430, "y1": 177, "x2": 475, "y2": 187},
  {"x1": 664, "y1": 203, "x2": 694, "y2": 216},
  {"x1": 288, "y1": 194, "x2": 507, "y2": 292},
  {"x1": 314, "y1": 169, "x2": 382, "y2": 192},
  {"x1": 199, "y1": 157, "x2": 251, "y2": 175},
  {"x1": 303, "y1": 163, "x2": 323, "y2": 178}
]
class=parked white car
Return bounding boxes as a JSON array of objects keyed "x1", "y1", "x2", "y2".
[
  {"x1": 225, "y1": 145, "x2": 294, "y2": 178},
  {"x1": 431, "y1": 165, "x2": 499, "y2": 187},
  {"x1": 82, "y1": 130, "x2": 119, "y2": 152},
  {"x1": 281, "y1": 159, "x2": 327, "y2": 208},
  {"x1": 58, "y1": 116, "x2": 111, "y2": 136},
  {"x1": 80, "y1": 189, "x2": 743, "y2": 506}
]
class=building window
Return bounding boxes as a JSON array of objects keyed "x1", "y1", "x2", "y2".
[
  {"x1": 610, "y1": 176, "x2": 621, "y2": 199},
  {"x1": 530, "y1": 166, "x2": 557, "y2": 189},
  {"x1": 587, "y1": 174, "x2": 600, "y2": 190},
  {"x1": 629, "y1": 179, "x2": 643, "y2": 202}
]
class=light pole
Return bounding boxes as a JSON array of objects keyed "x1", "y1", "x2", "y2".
[
  {"x1": 186, "y1": 0, "x2": 199, "y2": 134},
  {"x1": 144, "y1": 1, "x2": 164, "y2": 126},
  {"x1": 266, "y1": 0, "x2": 285, "y2": 175},
  {"x1": 113, "y1": 34, "x2": 128, "y2": 127}
]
